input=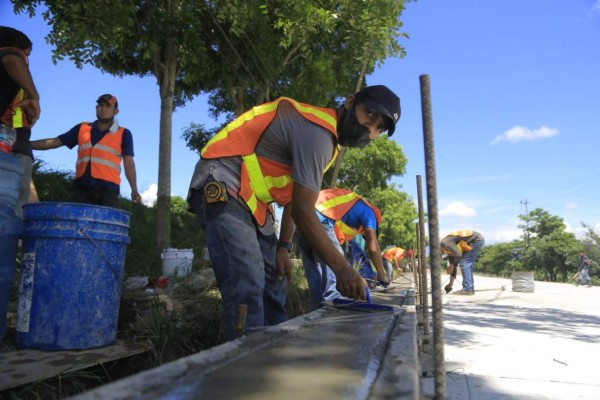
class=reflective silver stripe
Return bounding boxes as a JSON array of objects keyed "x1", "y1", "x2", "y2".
[
  {"x1": 80, "y1": 143, "x2": 93, "y2": 150},
  {"x1": 76, "y1": 157, "x2": 92, "y2": 166},
  {"x1": 93, "y1": 143, "x2": 122, "y2": 157},
  {"x1": 89, "y1": 156, "x2": 121, "y2": 172}
]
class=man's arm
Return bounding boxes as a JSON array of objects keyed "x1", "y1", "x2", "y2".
[
  {"x1": 291, "y1": 183, "x2": 366, "y2": 300},
  {"x1": 364, "y1": 228, "x2": 390, "y2": 286},
  {"x1": 30, "y1": 137, "x2": 63, "y2": 150},
  {"x1": 123, "y1": 155, "x2": 141, "y2": 204},
  {"x1": 2, "y1": 53, "x2": 40, "y2": 126}
]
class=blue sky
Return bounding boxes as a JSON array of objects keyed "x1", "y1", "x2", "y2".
[{"x1": 2, "y1": 0, "x2": 600, "y2": 244}]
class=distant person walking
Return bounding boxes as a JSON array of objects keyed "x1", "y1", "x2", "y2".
[
  {"x1": 31, "y1": 94, "x2": 141, "y2": 207},
  {"x1": 441, "y1": 229, "x2": 485, "y2": 295},
  {"x1": 0, "y1": 26, "x2": 41, "y2": 218},
  {"x1": 576, "y1": 250, "x2": 592, "y2": 287}
]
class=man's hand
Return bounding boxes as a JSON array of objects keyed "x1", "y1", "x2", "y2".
[
  {"x1": 275, "y1": 247, "x2": 293, "y2": 283},
  {"x1": 131, "y1": 191, "x2": 142, "y2": 204},
  {"x1": 17, "y1": 98, "x2": 40, "y2": 127},
  {"x1": 336, "y1": 266, "x2": 367, "y2": 300}
]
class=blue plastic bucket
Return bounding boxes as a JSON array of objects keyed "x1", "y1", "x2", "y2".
[
  {"x1": 0, "y1": 206, "x2": 23, "y2": 340},
  {"x1": 16, "y1": 202, "x2": 131, "y2": 350}
]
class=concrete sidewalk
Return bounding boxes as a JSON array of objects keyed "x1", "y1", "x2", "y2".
[{"x1": 422, "y1": 274, "x2": 600, "y2": 399}]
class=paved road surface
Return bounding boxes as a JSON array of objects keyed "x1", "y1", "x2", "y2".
[{"x1": 422, "y1": 274, "x2": 600, "y2": 399}]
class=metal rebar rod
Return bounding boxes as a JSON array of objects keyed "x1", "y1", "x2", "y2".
[
  {"x1": 416, "y1": 176, "x2": 429, "y2": 335},
  {"x1": 420, "y1": 74, "x2": 446, "y2": 399}
]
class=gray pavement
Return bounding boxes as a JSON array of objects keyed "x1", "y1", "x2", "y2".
[{"x1": 422, "y1": 274, "x2": 600, "y2": 399}]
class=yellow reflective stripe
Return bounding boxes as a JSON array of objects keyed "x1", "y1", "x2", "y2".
[
  {"x1": 449, "y1": 229, "x2": 473, "y2": 237},
  {"x1": 243, "y1": 154, "x2": 273, "y2": 203},
  {"x1": 264, "y1": 174, "x2": 292, "y2": 189},
  {"x1": 316, "y1": 191, "x2": 359, "y2": 213},
  {"x1": 201, "y1": 100, "x2": 281, "y2": 157},
  {"x1": 246, "y1": 191, "x2": 258, "y2": 214},
  {"x1": 287, "y1": 98, "x2": 337, "y2": 128},
  {"x1": 324, "y1": 146, "x2": 340, "y2": 172},
  {"x1": 12, "y1": 89, "x2": 24, "y2": 128},
  {"x1": 336, "y1": 221, "x2": 360, "y2": 237}
]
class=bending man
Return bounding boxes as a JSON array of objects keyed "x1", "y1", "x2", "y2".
[{"x1": 441, "y1": 229, "x2": 485, "y2": 295}]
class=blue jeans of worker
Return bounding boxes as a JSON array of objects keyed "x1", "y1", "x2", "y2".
[
  {"x1": 577, "y1": 266, "x2": 591, "y2": 286},
  {"x1": 459, "y1": 238, "x2": 484, "y2": 292},
  {"x1": 193, "y1": 192, "x2": 287, "y2": 341},
  {"x1": 382, "y1": 258, "x2": 393, "y2": 281},
  {"x1": 295, "y1": 222, "x2": 344, "y2": 309}
]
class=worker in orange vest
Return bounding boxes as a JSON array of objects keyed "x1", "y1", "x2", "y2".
[
  {"x1": 187, "y1": 85, "x2": 401, "y2": 340},
  {"x1": 295, "y1": 188, "x2": 390, "y2": 308},
  {"x1": 441, "y1": 229, "x2": 485, "y2": 295},
  {"x1": 382, "y1": 246, "x2": 405, "y2": 276},
  {"x1": 31, "y1": 94, "x2": 141, "y2": 207}
]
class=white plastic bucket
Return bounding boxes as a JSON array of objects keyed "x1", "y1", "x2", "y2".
[
  {"x1": 512, "y1": 271, "x2": 535, "y2": 293},
  {"x1": 161, "y1": 248, "x2": 194, "y2": 277}
]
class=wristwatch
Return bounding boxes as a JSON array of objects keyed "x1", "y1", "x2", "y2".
[{"x1": 276, "y1": 240, "x2": 293, "y2": 253}]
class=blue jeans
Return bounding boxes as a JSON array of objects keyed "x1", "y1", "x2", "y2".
[
  {"x1": 460, "y1": 238, "x2": 484, "y2": 291},
  {"x1": 192, "y1": 191, "x2": 287, "y2": 341},
  {"x1": 577, "y1": 266, "x2": 591, "y2": 286},
  {"x1": 295, "y1": 222, "x2": 343, "y2": 309},
  {"x1": 382, "y1": 258, "x2": 393, "y2": 280}
]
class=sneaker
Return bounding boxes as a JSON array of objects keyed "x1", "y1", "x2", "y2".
[
  {"x1": 444, "y1": 285, "x2": 453, "y2": 294},
  {"x1": 452, "y1": 290, "x2": 474, "y2": 296}
]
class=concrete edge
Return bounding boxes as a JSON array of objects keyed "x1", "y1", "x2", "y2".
[{"x1": 370, "y1": 292, "x2": 420, "y2": 399}]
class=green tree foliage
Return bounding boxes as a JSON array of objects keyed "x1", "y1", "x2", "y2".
[
  {"x1": 479, "y1": 208, "x2": 580, "y2": 282},
  {"x1": 204, "y1": 0, "x2": 410, "y2": 115}
]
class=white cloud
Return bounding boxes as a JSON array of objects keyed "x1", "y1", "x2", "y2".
[
  {"x1": 490, "y1": 125, "x2": 559, "y2": 145},
  {"x1": 140, "y1": 184, "x2": 158, "y2": 206},
  {"x1": 565, "y1": 202, "x2": 578, "y2": 210},
  {"x1": 440, "y1": 201, "x2": 477, "y2": 217},
  {"x1": 487, "y1": 228, "x2": 522, "y2": 244}
]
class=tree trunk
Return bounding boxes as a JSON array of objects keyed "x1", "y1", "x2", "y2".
[{"x1": 156, "y1": 50, "x2": 178, "y2": 250}]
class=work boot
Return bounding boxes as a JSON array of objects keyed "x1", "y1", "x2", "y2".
[
  {"x1": 452, "y1": 290, "x2": 474, "y2": 296},
  {"x1": 444, "y1": 284, "x2": 453, "y2": 294}
]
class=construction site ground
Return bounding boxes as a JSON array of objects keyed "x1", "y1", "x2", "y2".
[{"x1": 422, "y1": 274, "x2": 600, "y2": 399}]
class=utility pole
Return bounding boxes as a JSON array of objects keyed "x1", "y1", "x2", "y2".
[{"x1": 520, "y1": 199, "x2": 531, "y2": 247}]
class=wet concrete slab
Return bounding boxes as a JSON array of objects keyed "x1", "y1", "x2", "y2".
[{"x1": 69, "y1": 279, "x2": 419, "y2": 400}]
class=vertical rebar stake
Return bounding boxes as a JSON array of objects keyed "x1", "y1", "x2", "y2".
[
  {"x1": 416, "y1": 175, "x2": 429, "y2": 335},
  {"x1": 420, "y1": 74, "x2": 446, "y2": 399}
]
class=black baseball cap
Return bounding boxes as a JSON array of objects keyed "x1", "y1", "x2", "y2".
[
  {"x1": 97, "y1": 94, "x2": 118, "y2": 109},
  {"x1": 355, "y1": 85, "x2": 401, "y2": 136}
]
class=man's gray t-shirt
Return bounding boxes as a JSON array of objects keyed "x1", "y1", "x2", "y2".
[{"x1": 187, "y1": 100, "x2": 338, "y2": 233}]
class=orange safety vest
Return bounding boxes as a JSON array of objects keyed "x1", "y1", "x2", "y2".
[
  {"x1": 76, "y1": 123, "x2": 124, "y2": 185},
  {"x1": 383, "y1": 247, "x2": 405, "y2": 261},
  {"x1": 316, "y1": 188, "x2": 382, "y2": 244},
  {"x1": 0, "y1": 47, "x2": 30, "y2": 129},
  {"x1": 201, "y1": 97, "x2": 340, "y2": 226}
]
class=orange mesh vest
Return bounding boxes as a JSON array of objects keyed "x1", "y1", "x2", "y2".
[
  {"x1": 316, "y1": 188, "x2": 382, "y2": 244},
  {"x1": 383, "y1": 247, "x2": 405, "y2": 261},
  {"x1": 201, "y1": 97, "x2": 339, "y2": 226},
  {"x1": 76, "y1": 123, "x2": 124, "y2": 185},
  {"x1": 0, "y1": 47, "x2": 30, "y2": 129}
]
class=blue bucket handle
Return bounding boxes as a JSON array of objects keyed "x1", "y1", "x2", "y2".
[{"x1": 79, "y1": 227, "x2": 122, "y2": 283}]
